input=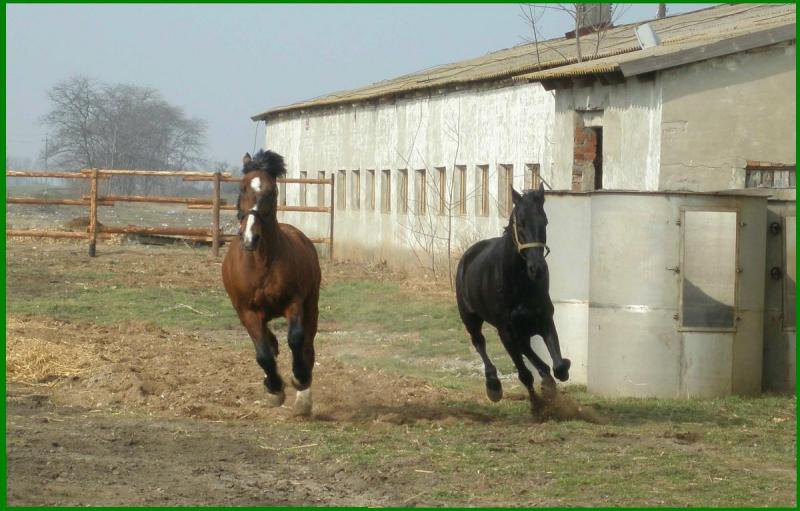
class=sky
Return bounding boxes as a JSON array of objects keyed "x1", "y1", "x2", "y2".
[{"x1": 6, "y1": 3, "x2": 715, "y2": 169}]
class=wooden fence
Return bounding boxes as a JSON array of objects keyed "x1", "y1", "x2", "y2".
[{"x1": 6, "y1": 169, "x2": 336, "y2": 258}]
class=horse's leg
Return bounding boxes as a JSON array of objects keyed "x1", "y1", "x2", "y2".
[
  {"x1": 239, "y1": 309, "x2": 285, "y2": 406},
  {"x1": 285, "y1": 301, "x2": 314, "y2": 416},
  {"x1": 498, "y1": 327, "x2": 542, "y2": 414},
  {"x1": 460, "y1": 310, "x2": 502, "y2": 402},
  {"x1": 293, "y1": 297, "x2": 319, "y2": 417},
  {"x1": 519, "y1": 339, "x2": 557, "y2": 399},
  {"x1": 543, "y1": 317, "x2": 571, "y2": 382}
]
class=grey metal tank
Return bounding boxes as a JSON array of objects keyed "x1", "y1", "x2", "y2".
[{"x1": 587, "y1": 191, "x2": 767, "y2": 398}]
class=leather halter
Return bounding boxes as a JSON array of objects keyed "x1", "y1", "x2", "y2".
[{"x1": 512, "y1": 213, "x2": 550, "y2": 258}]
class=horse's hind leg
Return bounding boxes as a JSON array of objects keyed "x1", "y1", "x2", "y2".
[
  {"x1": 460, "y1": 309, "x2": 502, "y2": 402},
  {"x1": 259, "y1": 328, "x2": 286, "y2": 406},
  {"x1": 285, "y1": 300, "x2": 317, "y2": 416}
]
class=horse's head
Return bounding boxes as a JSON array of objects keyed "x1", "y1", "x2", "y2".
[
  {"x1": 237, "y1": 150, "x2": 286, "y2": 251},
  {"x1": 509, "y1": 183, "x2": 549, "y2": 281}
]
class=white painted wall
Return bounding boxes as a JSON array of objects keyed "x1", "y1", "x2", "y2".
[
  {"x1": 266, "y1": 82, "x2": 556, "y2": 267},
  {"x1": 659, "y1": 43, "x2": 796, "y2": 191},
  {"x1": 551, "y1": 77, "x2": 663, "y2": 191}
]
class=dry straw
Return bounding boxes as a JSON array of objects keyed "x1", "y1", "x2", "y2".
[{"x1": 6, "y1": 318, "x2": 96, "y2": 384}]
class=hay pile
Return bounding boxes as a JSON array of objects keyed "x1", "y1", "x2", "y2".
[
  {"x1": 6, "y1": 318, "x2": 97, "y2": 384},
  {"x1": 63, "y1": 216, "x2": 104, "y2": 231}
]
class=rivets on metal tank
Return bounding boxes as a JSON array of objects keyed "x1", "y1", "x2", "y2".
[
  {"x1": 770, "y1": 221, "x2": 782, "y2": 235},
  {"x1": 673, "y1": 313, "x2": 680, "y2": 320}
]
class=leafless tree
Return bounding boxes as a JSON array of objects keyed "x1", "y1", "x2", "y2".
[
  {"x1": 41, "y1": 76, "x2": 208, "y2": 194},
  {"x1": 520, "y1": 4, "x2": 631, "y2": 64},
  {"x1": 395, "y1": 105, "x2": 488, "y2": 285}
]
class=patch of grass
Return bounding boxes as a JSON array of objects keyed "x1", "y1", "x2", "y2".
[
  {"x1": 318, "y1": 280, "x2": 518, "y2": 382},
  {"x1": 8, "y1": 285, "x2": 241, "y2": 330}
]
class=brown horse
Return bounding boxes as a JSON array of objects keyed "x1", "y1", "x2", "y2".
[{"x1": 222, "y1": 150, "x2": 322, "y2": 416}]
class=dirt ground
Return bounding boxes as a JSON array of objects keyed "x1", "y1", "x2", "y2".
[
  {"x1": 5, "y1": 323, "x2": 443, "y2": 506},
  {"x1": 5, "y1": 238, "x2": 797, "y2": 506},
  {"x1": 6, "y1": 313, "x2": 590, "y2": 506}
]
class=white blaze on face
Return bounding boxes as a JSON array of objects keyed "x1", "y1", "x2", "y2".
[
  {"x1": 250, "y1": 177, "x2": 263, "y2": 193},
  {"x1": 243, "y1": 205, "x2": 258, "y2": 245}
]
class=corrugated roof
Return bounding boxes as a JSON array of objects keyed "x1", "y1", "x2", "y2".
[{"x1": 253, "y1": 3, "x2": 796, "y2": 120}]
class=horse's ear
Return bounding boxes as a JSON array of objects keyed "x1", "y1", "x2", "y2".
[
  {"x1": 537, "y1": 182, "x2": 546, "y2": 203},
  {"x1": 242, "y1": 153, "x2": 252, "y2": 166},
  {"x1": 512, "y1": 188, "x2": 522, "y2": 206}
]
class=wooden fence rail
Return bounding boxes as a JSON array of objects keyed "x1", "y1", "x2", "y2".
[{"x1": 7, "y1": 168, "x2": 335, "y2": 258}]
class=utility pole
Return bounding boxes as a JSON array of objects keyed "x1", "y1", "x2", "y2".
[{"x1": 43, "y1": 135, "x2": 49, "y2": 170}]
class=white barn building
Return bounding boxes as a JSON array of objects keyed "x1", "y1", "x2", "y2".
[{"x1": 253, "y1": 3, "x2": 796, "y2": 396}]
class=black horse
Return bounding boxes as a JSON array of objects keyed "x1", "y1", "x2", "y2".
[{"x1": 455, "y1": 184, "x2": 570, "y2": 412}]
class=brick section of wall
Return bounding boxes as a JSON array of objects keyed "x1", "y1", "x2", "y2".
[{"x1": 572, "y1": 121, "x2": 598, "y2": 191}]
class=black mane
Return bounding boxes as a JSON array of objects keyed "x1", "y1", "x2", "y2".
[{"x1": 243, "y1": 149, "x2": 287, "y2": 178}]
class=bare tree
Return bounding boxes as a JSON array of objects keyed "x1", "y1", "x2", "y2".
[
  {"x1": 395, "y1": 105, "x2": 489, "y2": 285},
  {"x1": 520, "y1": 4, "x2": 630, "y2": 64},
  {"x1": 41, "y1": 76, "x2": 208, "y2": 194}
]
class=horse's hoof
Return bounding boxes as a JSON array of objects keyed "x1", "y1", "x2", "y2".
[
  {"x1": 554, "y1": 359, "x2": 571, "y2": 382},
  {"x1": 264, "y1": 389, "x2": 286, "y2": 407},
  {"x1": 293, "y1": 388, "x2": 312, "y2": 416},
  {"x1": 291, "y1": 375, "x2": 311, "y2": 391},
  {"x1": 486, "y1": 379, "x2": 503, "y2": 402}
]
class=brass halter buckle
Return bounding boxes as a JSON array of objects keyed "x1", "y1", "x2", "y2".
[{"x1": 512, "y1": 214, "x2": 550, "y2": 257}]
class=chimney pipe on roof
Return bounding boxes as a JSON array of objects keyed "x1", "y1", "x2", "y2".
[{"x1": 566, "y1": 4, "x2": 613, "y2": 39}]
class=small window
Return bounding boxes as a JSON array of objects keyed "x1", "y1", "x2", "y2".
[
  {"x1": 497, "y1": 164, "x2": 513, "y2": 217},
  {"x1": 454, "y1": 165, "x2": 466, "y2": 215},
  {"x1": 299, "y1": 171, "x2": 308, "y2": 207},
  {"x1": 337, "y1": 170, "x2": 346, "y2": 210},
  {"x1": 681, "y1": 210, "x2": 738, "y2": 329},
  {"x1": 317, "y1": 171, "x2": 326, "y2": 207},
  {"x1": 381, "y1": 169, "x2": 391, "y2": 213},
  {"x1": 351, "y1": 170, "x2": 360, "y2": 211},
  {"x1": 435, "y1": 167, "x2": 447, "y2": 215},
  {"x1": 398, "y1": 169, "x2": 408, "y2": 215},
  {"x1": 745, "y1": 161, "x2": 796, "y2": 189},
  {"x1": 524, "y1": 163, "x2": 541, "y2": 191},
  {"x1": 784, "y1": 215, "x2": 796, "y2": 330},
  {"x1": 365, "y1": 170, "x2": 375, "y2": 210},
  {"x1": 475, "y1": 165, "x2": 489, "y2": 217},
  {"x1": 414, "y1": 169, "x2": 426, "y2": 215}
]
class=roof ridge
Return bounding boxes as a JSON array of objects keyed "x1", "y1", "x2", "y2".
[{"x1": 253, "y1": 3, "x2": 796, "y2": 120}]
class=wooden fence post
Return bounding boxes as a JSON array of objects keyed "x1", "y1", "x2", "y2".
[
  {"x1": 329, "y1": 175, "x2": 335, "y2": 260},
  {"x1": 212, "y1": 172, "x2": 221, "y2": 257},
  {"x1": 88, "y1": 168, "x2": 99, "y2": 257}
]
